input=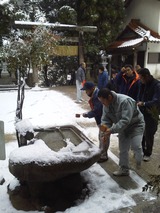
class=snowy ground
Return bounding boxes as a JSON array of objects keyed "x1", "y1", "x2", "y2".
[{"x1": 0, "y1": 87, "x2": 155, "y2": 213}]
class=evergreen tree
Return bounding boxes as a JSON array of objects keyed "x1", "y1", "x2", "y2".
[
  {"x1": 3, "y1": 26, "x2": 58, "y2": 86},
  {"x1": 39, "y1": 0, "x2": 125, "y2": 60},
  {"x1": 76, "y1": 0, "x2": 125, "y2": 53},
  {"x1": 0, "y1": 3, "x2": 13, "y2": 47},
  {"x1": 1, "y1": 0, "x2": 125, "y2": 84},
  {"x1": 0, "y1": 4, "x2": 13, "y2": 36}
]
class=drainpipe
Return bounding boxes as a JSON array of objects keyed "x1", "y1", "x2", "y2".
[
  {"x1": 108, "y1": 55, "x2": 112, "y2": 81},
  {"x1": 133, "y1": 49, "x2": 137, "y2": 69},
  {"x1": 144, "y1": 42, "x2": 148, "y2": 68}
]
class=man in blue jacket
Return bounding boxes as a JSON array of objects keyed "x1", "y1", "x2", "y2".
[
  {"x1": 98, "y1": 88, "x2": 145, "y2": 176},
  {"x1": 98, "y1": 65, "x2": 108, "y2": 90},
  {"x1": 137, "y1": 68, "x2": 160, "y2": 161},
  {"x1": 81, "y1": 82, "x2": 109, "y2": 162},
  {"x1": 115, "y1": 64, "x2": 140, "y2": 100}
]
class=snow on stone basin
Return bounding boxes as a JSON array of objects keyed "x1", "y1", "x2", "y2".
[
  {"x1": 9, "y1": 139, "x2": 100, "y2": 165},
  {"x1": 8, "y1": 138, "x2": 101, "y2": 182},
  {"x1": 15, "y1": 119, "x2": 34, "y2": 136}
]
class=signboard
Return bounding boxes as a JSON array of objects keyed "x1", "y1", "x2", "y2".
[{"x1": 53, "y1": 45, "x2": 78, "y2": 56}]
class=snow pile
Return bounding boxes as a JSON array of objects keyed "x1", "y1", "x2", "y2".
[
  {"x1": 9, "y1": 138, "x2": 100, "y2": 165},
  {"x1": 15, "y1": 119, "x2": 34, "y2": 136}
]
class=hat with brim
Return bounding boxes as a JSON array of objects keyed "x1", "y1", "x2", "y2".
[{"x1": 81, "y1": 82, "x2": 95, "y2": 90}]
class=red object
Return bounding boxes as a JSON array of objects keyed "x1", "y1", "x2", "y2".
[{"x1": 82, "y1": 80, "x2": 86, "y2": 87}]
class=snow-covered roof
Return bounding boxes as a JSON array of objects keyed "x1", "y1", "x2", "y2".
[
  {"x1": 118, "y1": 38, "x2": 143, "y2": 48},
  {"x1": 129, "y1": 19, "x2": 160, "y2": 42},
  {"x1": 107, "y1": 19, "x2": 160, "y2": 50},
  {"x1": 134, "y1": 27, "x2": 160, "y2": 42}
]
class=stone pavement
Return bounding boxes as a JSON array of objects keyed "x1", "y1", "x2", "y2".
[{"x1": 52, "y1": 85, "x2": 160, "y2": 213}]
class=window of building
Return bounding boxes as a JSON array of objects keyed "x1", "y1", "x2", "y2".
[{"x1": 148, "y1": 52, "x2": 160, "y2": 63}]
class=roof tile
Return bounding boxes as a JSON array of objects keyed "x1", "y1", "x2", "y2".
[{"x1": 107, "y1": 19, "x2": 160, "y2": 50}]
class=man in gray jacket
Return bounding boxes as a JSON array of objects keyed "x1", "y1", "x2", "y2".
[
  {"x1": 98, "y1": 88, "x2": 145, "y2": 176},
  {"x1": 75, "y1": 62, "x2": 86, "y2": 103}
]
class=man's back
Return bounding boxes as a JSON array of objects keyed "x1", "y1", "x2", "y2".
[
  {"x1": 98, "y1": 70, "x2": 108, "y2": 89},
  {"x1": 101, "y1": 92, "x2": 144, "y2": 135}
]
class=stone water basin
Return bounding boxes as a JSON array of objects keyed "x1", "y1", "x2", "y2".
[{"x1": 9, "y1": 125, "x2": 101, "y2": 182}]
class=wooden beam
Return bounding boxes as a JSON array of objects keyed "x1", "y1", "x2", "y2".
[{"x1": 14, "y1": 21, "x2": 97, "y2": 33}]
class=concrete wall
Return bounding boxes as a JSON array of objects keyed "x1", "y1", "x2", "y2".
[
  {"x1": 145, "y1": 42, "x2": 160, "y2": 78},
  {"x1": 125, "y1": 0, "x2": 160, "y2": 78},
  {"x1": 125, "y1": 0, "x2": 160, "y2": 33}
]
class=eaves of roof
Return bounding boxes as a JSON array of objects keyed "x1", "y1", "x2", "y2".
[
  {"x1": 107, "y1": 19, "x2": 160, "y2": 51},
  {"x1": 128, "y1": 19, "x2": 160, "y2": 41},
  {"x1": 108, "y1": 37, "x2": 144, "y2": 49}
]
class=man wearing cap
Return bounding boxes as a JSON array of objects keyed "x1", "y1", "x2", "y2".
[
  {"x1": 137, "y1": 68, "x2": 160, "y2": 161},
  {"x1": 81, "y1": 81, "x2": 109, "y2": 162}
]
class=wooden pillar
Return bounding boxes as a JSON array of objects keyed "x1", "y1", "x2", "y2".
[{"x1": 78, "y1": 31, "x2": 84, "y2": 64}]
